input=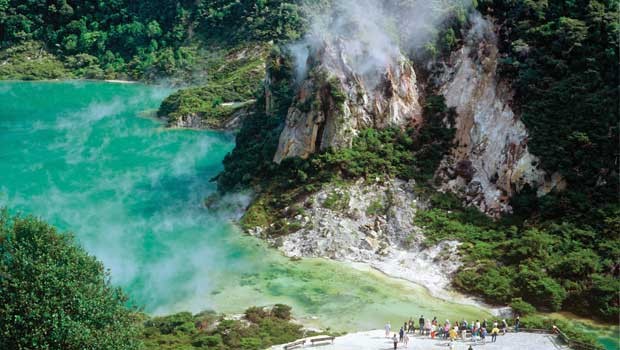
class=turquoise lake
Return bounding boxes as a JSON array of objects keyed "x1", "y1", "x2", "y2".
[{"x1": 0, "y1": 81, "x2": 616, "y2": 349}]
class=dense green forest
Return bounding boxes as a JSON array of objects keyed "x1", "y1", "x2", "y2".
[
  {"x1": 0, "y1": 0, "x2": 617, "y2": 332},
  {"x1": 0, "y1": 0, "x2": 307, "y2": 80}
]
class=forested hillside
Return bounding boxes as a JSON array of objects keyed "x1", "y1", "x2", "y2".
[
  {"x1": 0, "y1": 0, "x2": 308, "y2": 80},
  {"x1": 1, "y1": 0, "x2": 618, "y2": 328}
]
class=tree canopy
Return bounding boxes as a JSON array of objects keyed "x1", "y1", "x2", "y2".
[{"x1": 0, "y1": 210, "x2": 141, "y2": 350}]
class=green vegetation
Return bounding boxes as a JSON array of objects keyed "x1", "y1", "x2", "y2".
[
  {"x1": 0, "y1": 210, "x2": 141, "y2": 350},
  {"x1": 157, "y1": 44, "x2": 268, "y2": 127},
  {"x1": 477, "y1": 0, "x2": 619, "y2": 215},
  {"x1": 141, "y1": 305, "x2": 311, "y2": 350},
  {"x1": 0, "y1": 209, "x2": 318, "y2": 349},
  {"x1": 323, "y1": 191, "x2": 350, "y2": 211},
  {"x1": 0, "y1": 1, "x2": 307, "y2": 80},
  {"x1": 0, "y1": 41, "x2": 70, "y2": 79},
  {"x1": 366, "y1": 199, "x2": 386, "y2": 216},
  {"x1": 414, "y1": 191, "x2": 619, "y2": 322}
]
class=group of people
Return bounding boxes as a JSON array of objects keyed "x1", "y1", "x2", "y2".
[{"x1": 385, "y1": 315, "x2": 522, "y2": 349}]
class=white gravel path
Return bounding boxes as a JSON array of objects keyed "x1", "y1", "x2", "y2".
[{"x1": 271, "y1": 329, "x2": 570, "y2": 350}]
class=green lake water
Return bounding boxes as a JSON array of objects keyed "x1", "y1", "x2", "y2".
[{"x1": 0, "y1": 81, "x2": 616, "y2": 348}]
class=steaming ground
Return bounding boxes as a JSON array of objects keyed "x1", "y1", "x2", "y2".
[{"x1": 0, "y1": 81, "x2": 493, "y2": 330}]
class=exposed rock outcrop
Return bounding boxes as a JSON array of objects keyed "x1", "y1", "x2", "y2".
[
  {"x1": 252, "y1": 179, "x2": 479, "y2": 304},
  {"x1": 273, "y1": 39, "x2": 422, "y2": 163},
  {"x1": 164, "y1": 101, "x2": 254, "y2": 130},
  {"x1": 434, "y1": 16, "x2": 563, "y2": 216}
]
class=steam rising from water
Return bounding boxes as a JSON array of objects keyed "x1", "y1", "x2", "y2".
[
  {"x1": 0, "y1": 81, "x2": 245, "y2": 312},
  {"x1": 0, "y1": 81, "x2": 493, "y2": 328}
]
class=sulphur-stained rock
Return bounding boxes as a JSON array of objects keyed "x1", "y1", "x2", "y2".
[
  {"x1": 435, "y1": 14, "x2": 561, "y2": 216},
  {"x1": 273, "y1": 39, "x2": 422, "y2": 163}
]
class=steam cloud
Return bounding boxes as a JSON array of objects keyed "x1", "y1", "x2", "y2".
[{"x1": 291, "y1": 0, "x2": 474, "y2": 82}]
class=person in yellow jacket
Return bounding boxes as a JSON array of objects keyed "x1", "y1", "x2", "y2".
[
  {"x1": 449, "y1": 327, "x2": 458, "y2": 341},
  {"x1": 491, "y1": 326, "x2": 500, "y2": 342}
]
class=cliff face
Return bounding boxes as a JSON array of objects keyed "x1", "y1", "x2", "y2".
[
  {"x1": 433, "y1": 16, "x2": 563, "y2": 215},
  {"x1": 267, "y1": 15, "x2": 561, "y2": 215},
  {"x1": 273, "y1": 39, "x2": 422, "y2": 163}
]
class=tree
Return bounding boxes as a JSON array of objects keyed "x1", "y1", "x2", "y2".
[{"x1": 0, "y1": 210, "x2": 141, "y2": 350}]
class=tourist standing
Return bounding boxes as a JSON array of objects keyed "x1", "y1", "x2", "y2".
[
  {"x1": 393, "y1": 334, "x2": 398, "y2": 350},
  {"x1": 385, "y1": 322, "x2": 392, "y2": 337},
  {"x1": 502, "y1": 319, "x2": 508, "y2": 335},
  {"x1": 403, "y1": 333, "x2": 410, "y2": 348},
  {"x1": 431, "y1": 323, "x2": 437, "y2": 339},
  {"x1": 399, "y1": 326, "x2": 404, "y2": 342},
  {"x1": 514, "y1": 316, "x2": 520, "y2": 333},
  {"x1": 481, "y1": 327, "x2": 487, "y2": 344},
  {"x1": 419, "y1": 315, "x2": 425, "y2": 335},
  {"x1": 449, "y1": 327, "x2": 458, "y2": 341},
  {"x1": 491, "y1": 325, "x2": 500, "y2": 342}
]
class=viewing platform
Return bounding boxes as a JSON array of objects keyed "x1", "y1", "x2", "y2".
[{"x1": 272, "y1": 329, "x2": 572, "y2": 350}]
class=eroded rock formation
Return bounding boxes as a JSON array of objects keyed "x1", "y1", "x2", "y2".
[
  {"x1": 273, "y1": 39, "x2": 422, "y2": 163},
  {"x1": 434, "y1": 16, "x2": 563, "y2": 215}
]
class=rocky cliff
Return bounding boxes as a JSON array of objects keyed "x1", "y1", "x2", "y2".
[
  {"x1": 273, "y1": 39, "x2": 422, "y2": 163},
  {"x1": 433, "y1": 16, "x2": 563, "y2": 215},
  {"x1": 269, "y1": 15, "x2": 561, "y2": 215}
]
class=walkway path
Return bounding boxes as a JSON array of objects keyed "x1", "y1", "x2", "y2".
[{"x1": 271, "y1": 329, "x2": 570, "y2": 350}]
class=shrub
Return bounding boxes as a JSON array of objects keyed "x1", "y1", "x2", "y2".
[
  {"x1": 271, "y1": 304, "x2": 292, "y2": 320},
  {"x1": 510, "y1": 298, "x2": 537, "y2": 316}
]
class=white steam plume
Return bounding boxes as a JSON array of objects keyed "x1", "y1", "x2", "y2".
[{"x1": 292, "y1": 0, "x2": 474, "y2": 81}]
